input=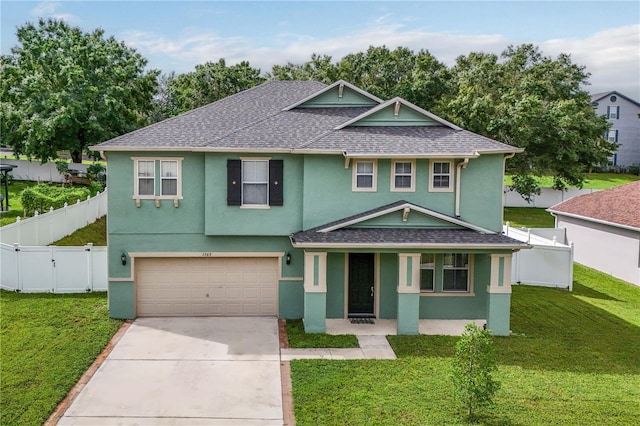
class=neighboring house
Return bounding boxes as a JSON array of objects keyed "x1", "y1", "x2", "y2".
[
  {"x1": 548, "y1": 181, "x2": 640, "y2": 287},
  {"x1": 590, "y1": 91, "x2": 640, "y2": 168},
  {"x1": 92, "y1": 80, "x2": 529, "y2": 336}
]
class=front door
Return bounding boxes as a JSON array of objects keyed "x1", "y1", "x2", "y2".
[{"x1": 348, "y1": 253, "x2": 375, "y2": 317}]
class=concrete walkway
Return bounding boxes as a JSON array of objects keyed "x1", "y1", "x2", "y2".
[{"x1": 281, "y1": 335, "x2": 396, "y2": 360}]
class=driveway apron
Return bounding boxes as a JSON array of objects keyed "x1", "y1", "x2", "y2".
[{"x1": 58, "y1": 317, "x2": 283, "y2": 425}]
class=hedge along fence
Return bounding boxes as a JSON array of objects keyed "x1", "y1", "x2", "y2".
[{"x1": 21, "y1": 182, "x2": 102, "y2": 217}]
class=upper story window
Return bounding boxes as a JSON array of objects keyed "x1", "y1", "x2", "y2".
[
  {"x1": 429, "y1": 160, "x2": 453, "y2": 192},
  {"x1": 132, "y1": 157, "x2": 183, "y2": 199},
  {"x1": 242, "y1": 160, "x2": 269, "y2": 205},
  {"x1": 607, "y1": 105, "x2": 620, "y2": 119},
  {"x1": 420, "y1": 253, "x2": 435, "y2": 292},
  {"x1": 353, "y1": 160, "x2": 377, "y2": 192},
  {"x1": 607, "y1": 129, "x2": 618, "y2": 142},
  {"x1": 442, "y1": 253, "x2": 469, "y2": 292},
  {"x1": 391, "y1": 160, "x2": 415, "y2": 192},
  {"x1": 227, "y1": 159, "x2": 283, "y2": 207}
]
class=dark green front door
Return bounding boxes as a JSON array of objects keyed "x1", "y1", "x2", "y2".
[{"x1": 348, "y1": 253, "x2": 375, "y2": 317}]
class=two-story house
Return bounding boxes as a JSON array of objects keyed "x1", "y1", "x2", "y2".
[
  {"x1": 93, "y1": 80, "x2": 529, "y2": 336},
  {"x1": 591, "y1": 91, "x2": 640, "y2": 168}
]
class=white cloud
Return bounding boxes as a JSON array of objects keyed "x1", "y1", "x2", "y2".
[
  {"x1": 30, "y1": 1, "x2": 79, "y2": 23},
  {"x1": 122, "y1": 21, "x2": 640, "y2": 100}
]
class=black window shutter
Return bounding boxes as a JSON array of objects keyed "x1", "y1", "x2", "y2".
[
  {"x1": 227, "y1": 159, "x2": 241, "y2": 206},
  {"x1": 616, "y1": 106, "x2": 620, "y2": 119},
  {"x1": 269, "y1": 160, "x2": 283, "y2": 206}
]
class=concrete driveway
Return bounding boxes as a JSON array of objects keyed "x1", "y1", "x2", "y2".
[{"x1": 58, "y1": 317, "x2": 283, "y2": 425}]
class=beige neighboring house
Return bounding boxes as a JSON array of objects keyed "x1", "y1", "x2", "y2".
[{"x1": 548, "y1": 181, "x2": 640, "y2": 286}]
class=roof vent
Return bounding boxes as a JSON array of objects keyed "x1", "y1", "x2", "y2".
[
  {"x1": 338, "y1": 83, "x2": 344, "y2": 99},
  {"x1": 394, "y1": 101, "x2": 401, "y2": 116}
]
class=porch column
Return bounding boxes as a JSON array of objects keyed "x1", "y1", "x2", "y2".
[
  {"x1": 303, "y1": 251, "x2": 327, "y2": 333},
  {"x1": 397, "y1": 253, "x2": 421, "y2": 335},
  {"x1": 486, "y1": 254, "x2": 513, "y2": 336}
]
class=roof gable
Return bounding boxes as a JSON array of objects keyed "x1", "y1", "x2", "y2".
[
  {"x1": 283, "y1": 80, "x2": 383, "y2": 110},
  {"x1": 314, "y1": 201, "x2": 492, "y2": 234},
  {"x1": 350, "y1": 209, "x2": 465, "y2": 229},
  {"x1": 335, "y1": 97, "x2": 461, "y2": 130},
  {"x1": 590, "y1": 91, "x2": 640, "y2": 108}
]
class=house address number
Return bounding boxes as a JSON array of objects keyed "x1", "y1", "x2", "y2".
[{"x1": 202, "y1": 252, "x2": 213, "y2": 257}]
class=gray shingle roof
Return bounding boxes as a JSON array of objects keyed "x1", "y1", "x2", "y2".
[
  {"x1": 290, "y1": 200, "x2": 529, "y2": 248},
  {"x1": 298, "y1": 126, "x2": 516, "y2": 155},
  {"x1": 291, "y1": 227, "x2": 528, "y2": 248},
  {"x1": 93, "y1": 80, "x2": 521, "y2": 156},
  {"x1": 94, "y1": 80, "x2": 327, "y2": 149}
]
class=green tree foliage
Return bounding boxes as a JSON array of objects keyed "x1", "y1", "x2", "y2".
[
  {"x1": 147, "y1": 72, "x2": 180, "y2": 124},
  {"x1": 451, "y1": 323, "x2": 501, "y2": 419},
  {"x1": 268, "y1": 46, "x2": 450, "y2": 110},
  {"x1": 439, "y1": 44, "x2": 614, "y2": 194},
  {"x1": 168, "y1": 59, "x2": 265, "y2": 113},
  {"x1": 1, "y1": 19, "x2": 159, "y2": 163}
]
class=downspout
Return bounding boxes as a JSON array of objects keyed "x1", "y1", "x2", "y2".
[{"x1": 455, "y1": 158, "x2": 470, "y2": 217}]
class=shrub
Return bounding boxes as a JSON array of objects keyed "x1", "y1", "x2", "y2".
[
  {"x1": 628, "y1": 165, "x2": 640, "y2": 176},
  {"x1": 21, "y1": 184, "x2": 90, "y2": 216},
  {"x1": 451, "y1": 323, "x2": 501, "y2": 420}
]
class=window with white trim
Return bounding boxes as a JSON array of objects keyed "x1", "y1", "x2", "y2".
[
  {"x1": 242, "y1": 160, "x2": 269, "y2": 205},
  {"x1": 607, "y1": 105, "x2": 619, "y2": 119},
  {"x1": 133, "y1": 158, "x2": 183, "y2": 199},
  {"x1": 607, "y1": 129, "x2": 618, "y2": 142},
  {"x1": 429, "y1": 160, "x2": 453, "y2": 192},
  {"x1": 353, "y1": 160, "x2": 377, "y2": 191},
  {"x1": 420, "y1": 253, "x2": 435, "y2": 292},
  {"x1": 391, "y1": 160, "x2": 415, "y2": 191},
  {"x1": 442, "y1": 253, "x2": 469, "y2": 292}
]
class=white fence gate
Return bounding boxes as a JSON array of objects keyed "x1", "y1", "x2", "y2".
[
  {"x1": 0, "y1": 190, "x2": 107, "y2": 246},
  {"x1": 0, "y1": 243, "x2": 107, "y2": 293},
  {"x1": 504, "y1": 224, "x2": 574, "y2": 290}
]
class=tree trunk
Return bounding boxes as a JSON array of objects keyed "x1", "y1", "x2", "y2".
[{"x1": 70, "y1": 150, "x2": 83, "y2": 164}]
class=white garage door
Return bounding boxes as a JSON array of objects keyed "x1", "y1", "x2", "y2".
[{"x1": 136, "y1": 257, "x2": 278, "y2": 316}]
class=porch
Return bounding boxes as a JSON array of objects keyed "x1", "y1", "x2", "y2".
[{"x1": 325, "y1": 318, "x2": 486, "y2": 336}]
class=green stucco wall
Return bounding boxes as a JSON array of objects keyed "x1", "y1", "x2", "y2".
[
  {"x1": 350, "y1": 105, "x2": 439, "y2": 126},
  {"x1": 487, "y1": 293, "x2": 511, "y2": 336},
  {"x1": 397, "y1": 293, "x2": 420, "y2": 334},
  {"x1": 326, "y1": 253, "x2": 346, "y2": 318},
  {"x1": 378, "y1": 253, "x2": 398, "y2": 319},
  {"x1": 459, "y1": 154, "x2": 505, "y2": 231},
  {"x1": 297, "y1": 85, "x2": 378, "y2": 108},
  {"x1": 304, "y1": 292, "x2": 327, "y2": 333},
  {"x1": 108, "y1": 281, "x2": 135, "y2": 319},
  {"x1": 279, "y1": 281, "x2": 304, "y2": 319}
]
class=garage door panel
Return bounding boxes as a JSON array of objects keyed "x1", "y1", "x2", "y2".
[{"x1": 136, "y1": 257, "x2": 278, "y2": 317}]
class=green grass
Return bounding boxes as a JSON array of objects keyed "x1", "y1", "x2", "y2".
[
  {"x1": 0, "y1": 291, "x2": 123, "y2": 426},
  {"x1": 51, "y1": 216, "x2": 107, "y2": 246},
  {"x1": 503, "y1": 207, "x2": 555, "y2": 228},
  {"x1": 286, "y1": 319, "x2": 359, "y2": 348},
  {"x1": 291, "y1": 264, "x2": 640, "y2": 425},
  {"x1": 505, "y1": 173, "x2": 640, "y2": 189},
  {"x1": 0, "y1": 180, "x2": 34, "y2": 226}
]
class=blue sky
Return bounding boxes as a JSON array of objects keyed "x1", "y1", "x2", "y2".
[{"x1": 2, "y1": 1, "x2": 639, "y2": 99}]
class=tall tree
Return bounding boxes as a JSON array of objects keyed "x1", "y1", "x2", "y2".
[
  {"x1": 268, "y1": 46, "x2": 451, "y2": 110},
  {"x1": 169, "y1": 59, "x2": 265, "y2": 113},
  {"x1": 1, "y1": 19, "x2": 159, "y2": 163},
  {"x1": 439, "y1": 44, "x2": 614, "y2": 195}
]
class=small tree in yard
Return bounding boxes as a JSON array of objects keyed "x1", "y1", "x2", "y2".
[{"x1": 451, "y1": 323, "x2": 501, "y2": 420}]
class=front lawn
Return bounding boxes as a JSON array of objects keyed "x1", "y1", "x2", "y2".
[
  {"x1": 0, "y1": 291, "x2": 123, "y2": 426},
  {"x1": 504, "y1": 172, "x2": 640, "y2": 189},
  {"x1": 286, "y1": 319, "x2": 359, "y2": 348},
  {"x1": 291, "y1": 264, "x2": 640, "y2": 425}
]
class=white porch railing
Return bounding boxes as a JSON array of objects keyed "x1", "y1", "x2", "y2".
[
  {"x1": 0, "y1": 243, "x2": 107, "y2": 293},
  {"x1": 0, "y1": 190, "x2": 107, "y2": 246},
  {"x1": 504, "y1": 223, "x2": 574, "y2": 290}
]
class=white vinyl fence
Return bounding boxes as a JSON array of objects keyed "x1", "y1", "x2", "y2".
[
  {"x1": 0, "y1": 243, "x2": 107, "y2": 293},
  {"x1": 504, "y1": 224, "x2": 574, "y2": 290},
  {"x1": 0, "y1": 158, "x2": 89, "y2": 183},
  {"x1": 0, "y1": 190, "x2": 107, "y2": 245},
  {"x1": 504, "y1": 187, "x2": 601, "y2": 208}
]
